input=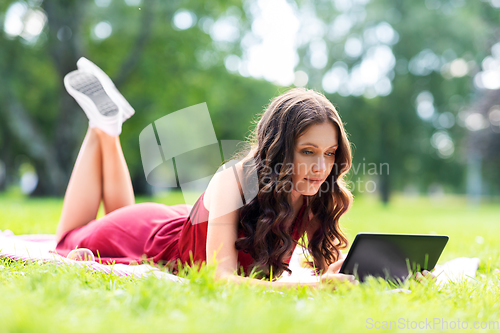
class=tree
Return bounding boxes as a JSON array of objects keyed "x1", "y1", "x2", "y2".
[
  {"x1": 0, "y1": 0, "x2": 275, "y2": 196},
  {"x1": 292, "y1": 0, "x2": 499, "y2": 202}
]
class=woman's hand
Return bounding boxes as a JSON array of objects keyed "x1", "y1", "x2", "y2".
[
  {"x1": 320, "y1": 259, "x2": 358, "y2": 285},
  {"x1": 414, "y1": 270, "x2": 437, "y2": 283}
]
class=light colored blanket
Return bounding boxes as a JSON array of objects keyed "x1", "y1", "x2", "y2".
[
  {"x1": 0, "y1": 229, "x2": 185, "y2": 282},
  {"x1": 0, "y1": 230, "x2": 479, "y2": 286}
]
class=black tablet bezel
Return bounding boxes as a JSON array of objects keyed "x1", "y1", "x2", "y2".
[{"x1": 339, "y1": 233, "x2": 449, "y2": 282}]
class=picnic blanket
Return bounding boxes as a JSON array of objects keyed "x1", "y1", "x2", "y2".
[
  {"x1": 0, "y1": 229, "x2": 185, "y2": 282},
  {"x1": 0, "y1": 229, "x2": 479, "y2": 286}
]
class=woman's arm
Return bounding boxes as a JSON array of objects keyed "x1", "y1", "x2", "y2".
[
  {"x1": 204, "y1": 163, "x2": 244, "y2": 279},
  {"x1": 218, "y1": 259, "x2": 355, "y2": 289}
]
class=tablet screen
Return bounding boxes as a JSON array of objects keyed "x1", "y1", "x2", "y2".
[{"x1": 339, "y1": 233, "x2": 448, "y2": 283}]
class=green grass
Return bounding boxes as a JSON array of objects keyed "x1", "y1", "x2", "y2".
[{"x1": 1, "y1": 192, "x2": 500, "y2": 332}]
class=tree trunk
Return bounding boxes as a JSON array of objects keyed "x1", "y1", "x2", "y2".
[
  {"x1": 40, "y1": 0, "x2": 89, "y2": 195},
  {"x1": 379, "y1": 116, "x2": 391, "y2": 205},
  {"x1": 4, "y1": 97, "x2": 66, "y2": 195},
  {"x1": 0, "y1": 0, "x2": 155, "y2": 196},
  {"x1": 379, "y1": 173, "x2": 391, "y2": 205}
]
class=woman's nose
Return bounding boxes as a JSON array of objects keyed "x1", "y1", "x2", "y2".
[{"x1": 312, "y1": 156, "x2": 327, "y2": 173}]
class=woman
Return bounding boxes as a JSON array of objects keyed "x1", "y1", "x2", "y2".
[{"x1": 56, "y1": 57, "x2": 356, "y2": 288}]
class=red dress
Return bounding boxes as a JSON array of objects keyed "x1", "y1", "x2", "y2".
[{"x1": 56, "y1": 192, "x2": 308, "y2": 276}]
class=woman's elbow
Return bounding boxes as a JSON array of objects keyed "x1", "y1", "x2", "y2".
[{"x1": 214, "y1": 268, "x2": 236, "y2": 281}]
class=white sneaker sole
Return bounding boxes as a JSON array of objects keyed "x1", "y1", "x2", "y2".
[
  {"x1": 77, "y1": 57, "x2": 135, "y2": 122},
  {"x1": 64, "y1": 70, "x2": 122, "y2": 136}
]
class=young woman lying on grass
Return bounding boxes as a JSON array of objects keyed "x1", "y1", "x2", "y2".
[{"x1": 56, "y1": 58, "x2": 357, "y2": 288}]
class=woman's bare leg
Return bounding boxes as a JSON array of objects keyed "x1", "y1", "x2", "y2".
[
  {"x1": 56, "y1": 128, "x2": 103, "y2": 241},
  {"x1": 94, "y1": 129, "x2": 135, "y2": 214},
  {"x1": 56, "y1": 127, "x2": 135, "y2": 241}
]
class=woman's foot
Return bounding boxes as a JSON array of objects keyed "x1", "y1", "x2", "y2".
[
  {"x1": 64, "y1": 70, "x2": 122, "y2": 136},
  {"x1": 76, "y1": 57, "x2": 135, "y2": 123}
]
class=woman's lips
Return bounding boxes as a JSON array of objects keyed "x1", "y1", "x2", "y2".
[{"x1": 305, "y1": 178, "x2": 323, "y2": 184}]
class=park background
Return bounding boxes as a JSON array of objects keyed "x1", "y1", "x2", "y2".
[
  {"x1": 1, "y1": 0, "x2": 500, "y2": 332},
  {"x1": 1, "y1": 0, "x2": 500, "y2": 203}
]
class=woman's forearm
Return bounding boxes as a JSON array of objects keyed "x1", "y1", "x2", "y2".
[{"x1": 217, "y1": 273, "x2": 321, "y2": 289}]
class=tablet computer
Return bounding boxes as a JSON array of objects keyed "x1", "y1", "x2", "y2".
[{"x1": 339, "y1": 233, "x2": 449, "y2": 283}]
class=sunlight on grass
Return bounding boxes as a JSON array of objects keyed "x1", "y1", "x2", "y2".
[{"x1": 1, "y1": 192, "x2": 500, "y2": 332}]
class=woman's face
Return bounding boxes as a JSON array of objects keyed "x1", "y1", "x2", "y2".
[{"x1": 291, "y1": 122, "x2": 339, "y2": 197}]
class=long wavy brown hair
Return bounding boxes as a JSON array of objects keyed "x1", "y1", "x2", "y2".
[{"x1": 235, "y1": 88, "x2": 353, "y2": 279}]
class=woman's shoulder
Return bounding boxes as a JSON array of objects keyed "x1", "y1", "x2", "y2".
[{"x1": 203, "y1": 160, "x2": 245, "y2": 214}]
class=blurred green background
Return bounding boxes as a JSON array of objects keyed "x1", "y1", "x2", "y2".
[{"x1": 1, "y1": 0, "x2": 499, "y2": 206}]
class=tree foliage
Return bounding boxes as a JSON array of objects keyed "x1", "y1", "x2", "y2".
[
  {"x1": 1, "y1": 0, "x2": 499, "y2": 201},
  {"x1": 0, "y1": 0, "x2": 275, "y2": 196},
  {"x1": 293, "y1": 0, "x2": 500, "y2": 201}
]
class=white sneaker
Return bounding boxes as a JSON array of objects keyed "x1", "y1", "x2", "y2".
[
  {"x1": 64, "y1": 70, "x2": 122, "y2": 136},
  {"x1": 76, "y1": 57, "x2": 135, "y2": 123}
]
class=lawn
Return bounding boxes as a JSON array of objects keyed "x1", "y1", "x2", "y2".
[{"x1": 1, "y1": 192, "x2": 499, "y2": 332}]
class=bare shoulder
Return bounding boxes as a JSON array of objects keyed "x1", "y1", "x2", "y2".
[{"x1": 203, "y1": 160, "x2": 244, "y2": 215}]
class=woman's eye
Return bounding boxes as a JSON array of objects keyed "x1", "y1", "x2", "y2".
[{"x1": 302, "y1": 150, "x2": 336, "y2": 156}]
